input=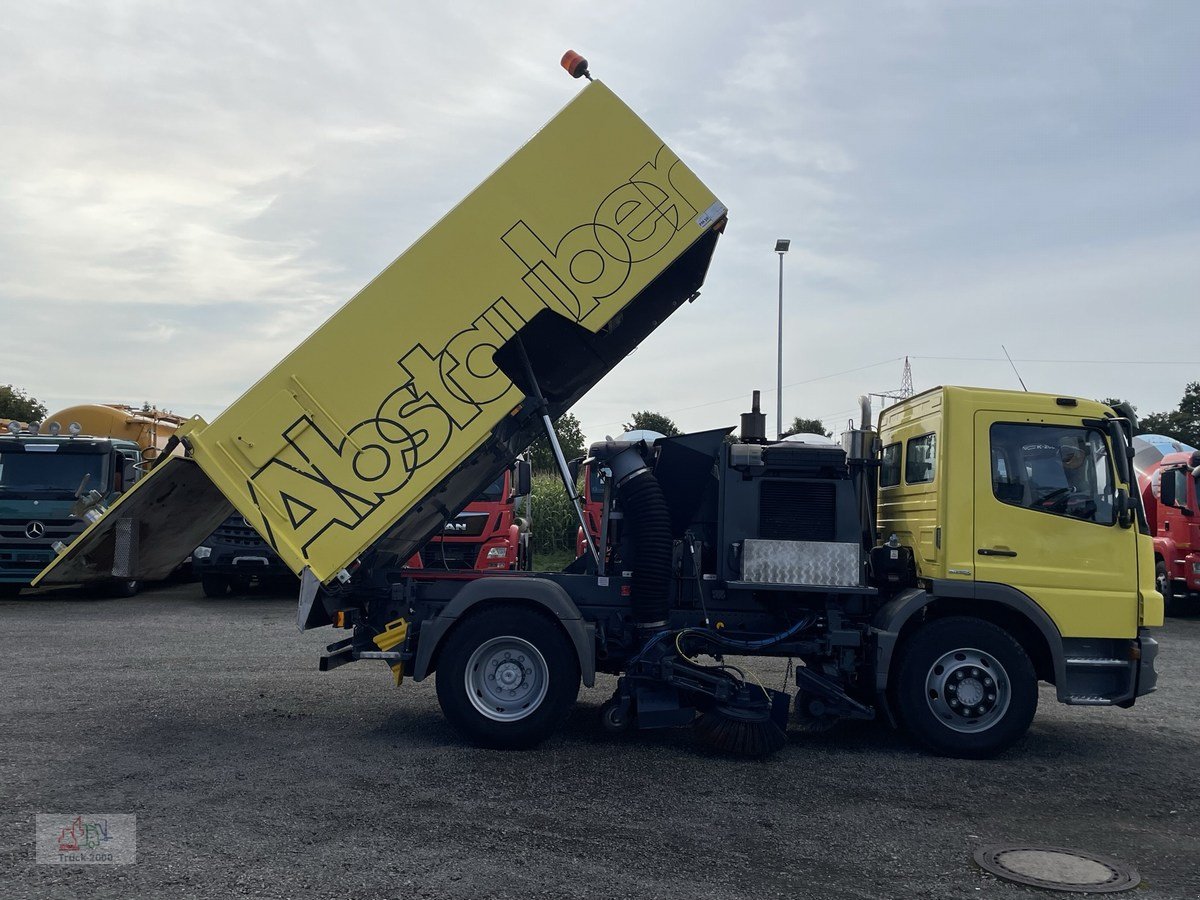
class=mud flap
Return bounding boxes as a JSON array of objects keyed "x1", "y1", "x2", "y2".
[{"x1": 296, "y1": 567, "x2": 332, "y2": 632}]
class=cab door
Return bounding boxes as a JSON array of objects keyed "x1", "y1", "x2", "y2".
[{"x1": 973, "y1": 411, "x2": 1138, "y2": 638}]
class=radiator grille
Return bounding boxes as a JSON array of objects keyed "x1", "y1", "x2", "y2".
[
  {"x1": 759, "y1": 481, "x2": 836, "y2": 541},
  {"x1": 212, "y1": 516, "x2": 267, "y2": 548},
  {"x1": 422, "y1": 542, "x2": 481, "y2": 570}
]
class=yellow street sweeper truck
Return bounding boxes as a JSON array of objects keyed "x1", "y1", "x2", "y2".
[{"x1": 38, "y1": 55, "x2": 1160, "y2": 758}]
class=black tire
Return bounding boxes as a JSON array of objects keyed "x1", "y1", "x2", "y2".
[
  {"x1": 0, "y1": 583, "x2": 23, "y2": 599},
  {"x1": 435, "y1": 605, "x2": 580, "y2": 750},
  {"x1": 201, "y1": 575, "x2": 230, "y2": 598},
  {"x1": 791, "y1": 691, "x2": 840, "y2": 735},
  {"x1": 895, "y1": 616, "x2": 1037, "y2": 759},
  {"x1": 104, "y1": 579, "x2": 140, "y2": 598},
  {"x1": 599, "y1": 698, "x2": 631, "y2": 733},
  {"x1": 1156, "y1": 560, "x2": 1177, "y2": 617}
]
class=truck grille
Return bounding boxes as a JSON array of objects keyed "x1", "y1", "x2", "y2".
[
  {"x1": 422, "y1": 542, "x2": 481, "y2": 570},
  {"x1": 212, "y1": 516, "x2": 268, "y2": 548},
  {"x1": 758, "y1": 481, "x2": 836, "y2": 541},
  {"x1": 0, "y1": 518, "x2": 85, "y2": 545}
]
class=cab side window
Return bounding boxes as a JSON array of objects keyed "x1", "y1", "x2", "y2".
[
  {"x1": 880, "y1": 442, "x2": 901, "y2": 487},
  {"x1": 905, "y1": 433, "x2": 936, "y2": 484},
  {"x1": 989, "y1": 423, "x2": 1114, "y2": 525}
]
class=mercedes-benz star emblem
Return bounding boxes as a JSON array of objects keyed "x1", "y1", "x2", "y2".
[{"x1": 25, "y1": 521, "x2": 46, "y2": 539}]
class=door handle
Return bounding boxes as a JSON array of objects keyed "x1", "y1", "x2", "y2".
[{"x1": 978, "y1": 548, "x2": 1018, "y2": 557}]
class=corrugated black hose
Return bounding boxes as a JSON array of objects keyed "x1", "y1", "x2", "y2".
[{"x1": 617, "y1": 471, "x2": 673, "y2": 627}]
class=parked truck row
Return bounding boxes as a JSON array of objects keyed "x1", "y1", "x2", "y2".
[
  {"x1": 34, "y1": 57, "x2": 1163, "y2": 759},
  {"x1": 1135, "y1": 434, "x2": 1200, "y2": 614},
  {"x1": 0, "y1": 404, "x2": 184, "y2": 597},
  {"x1": 193, "y1": 459, "x2": 533, "y2": 597}
]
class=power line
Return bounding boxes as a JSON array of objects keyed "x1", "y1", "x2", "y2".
[
  {"x1": 589, "y1": 356, "x2": 903, "y2": 430},
  {"x1": 913, "y1": 355, "x2": 1199, "y2": 365}
]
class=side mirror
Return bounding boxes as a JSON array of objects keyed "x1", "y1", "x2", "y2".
[
  {"x1": 1115, "y1": 488, "x2": 1133, "y2": 529},
  {"x1": 122, "y1": 459, "x2": 138, "y2": 486},
  {"x1": 1160, "y1": 468, "x2": 1190, "y2": 512},
  {"x1": 514, "y1": 460, "x2": 532, "y2": 497},
  {"x1": 1159, "y1": 471, "x2": 1177, "y2": 508},
  {"x1": 566, "y1": 456, "x2": 583, "y2": 485}
]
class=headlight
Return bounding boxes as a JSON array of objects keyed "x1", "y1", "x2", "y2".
[
  {"x1": 486, "y1": 546, "x2": 508, "y2": 559},
  {"x1": 194, "y1": 546, "x2": 212, "y2": 559}
]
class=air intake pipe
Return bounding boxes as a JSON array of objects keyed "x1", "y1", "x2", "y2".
[{"x1": 590, "y1": 440, "x2": 672, "y2": 630}]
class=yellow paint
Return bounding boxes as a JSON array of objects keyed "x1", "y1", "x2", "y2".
[
  {"x1": 188, "y1": 81, "x2": 720, "y2": 584},
  {"x1": 879, "y1": 386, "x2": 1156, "y2": 639},
  {"x1": 373, "y1": 618, "x2": 409, "y2": 652},
  {"x1": 374, "y1": 618, "x2": 409, "y2": 686}
]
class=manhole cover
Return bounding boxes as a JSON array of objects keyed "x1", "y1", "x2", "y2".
[{"x1": 974, "y1": 845, "x2": 1140, "y2": 893}]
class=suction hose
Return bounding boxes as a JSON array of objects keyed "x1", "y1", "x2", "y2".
[
  {"x1": 617, "y1": 470, "x2": 673, "y2": 629},
  {"x1": 594, "y1": 441, "x2": 673, "y2": 630}
]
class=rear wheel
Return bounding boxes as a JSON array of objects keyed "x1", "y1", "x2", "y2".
[
  {"x1": 435, "y1": 605, "x2": 579, "y2": 749},
  {"x1": 201, "y1": 575, "x2": 230, "y2": 598},
  {"x1": 895, "y1": 616, "x2": 1037, "y2": 758}
]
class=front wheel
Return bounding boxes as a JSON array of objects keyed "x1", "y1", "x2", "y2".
[
  {"x1": 435, "y1": 605, "x2": 580, "y2": 749},
  {"x1": 1156, "y1": 560, "x2": 1177, "y2": 617},
  {"x1": 895, "y1": 616, "x2": 1037, "y2": 758},
  {"x1": 201, "y1": 575, "x2": 230, "y2": 598}
]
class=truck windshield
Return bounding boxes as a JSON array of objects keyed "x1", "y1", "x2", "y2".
[
  {"x1": 474, "y1": 476, "x2": 505, "y2": 503},
  {"x1": 0, "y1": 451, "x2": 107, "y2": 497}
]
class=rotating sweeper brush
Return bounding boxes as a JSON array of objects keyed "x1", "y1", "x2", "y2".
[
  {"x1": 694, "y1": 700, "x2": 790, "y2": 758},
  {"x1": 607, "y1": 624, "x2": 801, "y2": 758}
]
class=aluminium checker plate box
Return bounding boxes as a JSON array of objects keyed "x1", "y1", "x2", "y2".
[{"x1": 741, "y1": 539, "x2": 862, "y2": 587}]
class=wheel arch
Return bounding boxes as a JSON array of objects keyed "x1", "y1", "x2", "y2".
[
  {"x1": 874, "y1": 581, "x2": 1064, "y2": 695},
  {"x1": 412, "y1": 577, "x2": 595, "y2": 687}
]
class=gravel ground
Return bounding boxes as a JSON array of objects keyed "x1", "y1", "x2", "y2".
[{"x1": 2, "y1": 581, "x2": 1198, "y2": 899}]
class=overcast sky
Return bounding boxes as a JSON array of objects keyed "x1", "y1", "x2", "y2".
[{"x1": 2, "y1": 1, "x2": 1197, "y2": 444}]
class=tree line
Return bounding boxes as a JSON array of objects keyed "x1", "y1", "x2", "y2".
[{"x1": 8, "y1": 380, "x2": 1195, "y2": 464}]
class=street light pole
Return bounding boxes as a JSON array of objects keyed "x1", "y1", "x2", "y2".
[{"x1": 774, "y1": 239, "x2": 790, "y2": 440}]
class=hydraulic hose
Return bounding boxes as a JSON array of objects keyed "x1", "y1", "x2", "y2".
[{"x1": 687, "y1": 614, "x2": 817, "y2": 652}]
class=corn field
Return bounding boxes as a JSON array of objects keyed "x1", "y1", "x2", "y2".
[{"x1": 528, "y1": 473, "x2": 580, "y2": 555}]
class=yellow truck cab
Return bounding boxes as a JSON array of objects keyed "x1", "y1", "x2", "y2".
[{"x1": 875, "y1": 386, "x2": 1162, "y2": 713}]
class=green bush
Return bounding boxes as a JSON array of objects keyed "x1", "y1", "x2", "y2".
[{"x1": 529, "y1": 473, "x2": 579, "y2": 555}]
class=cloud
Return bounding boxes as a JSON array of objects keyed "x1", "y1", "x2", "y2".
[{"x1": 1, "y1": 0, "x2": 1197, "y2": 447}]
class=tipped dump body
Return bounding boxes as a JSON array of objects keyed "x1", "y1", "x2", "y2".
[{"x1": 37, "y1": 80, "x2": 725, "y2": 587}]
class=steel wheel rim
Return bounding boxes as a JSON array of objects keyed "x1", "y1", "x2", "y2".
[
  {"x1": 924, "y1": 646, "x2": 1011, "y2": 733},
  {"x1": 465, "y1": 636, "x2": 549, "y2": 722}
]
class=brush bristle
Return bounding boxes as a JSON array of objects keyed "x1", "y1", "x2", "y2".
[{"x1": 693, "y1": 709, "x2": 788, "y2": 758}]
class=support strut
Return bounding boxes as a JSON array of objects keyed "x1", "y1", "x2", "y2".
[{"x1": 512, "y1": 337, "x2": 600, "y2": 566}]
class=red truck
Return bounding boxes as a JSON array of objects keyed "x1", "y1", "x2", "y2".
[
  {"x1": 1134, "y1": 434, "x2": 1200, "y2": 614},
  {"x1": 423, "y1": 460, "x2": 532, "y2": 572}
]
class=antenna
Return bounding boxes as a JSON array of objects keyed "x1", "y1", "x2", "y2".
[{"x1": 1001, "y1": 345, "x2": 1029, "y2": 392}]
